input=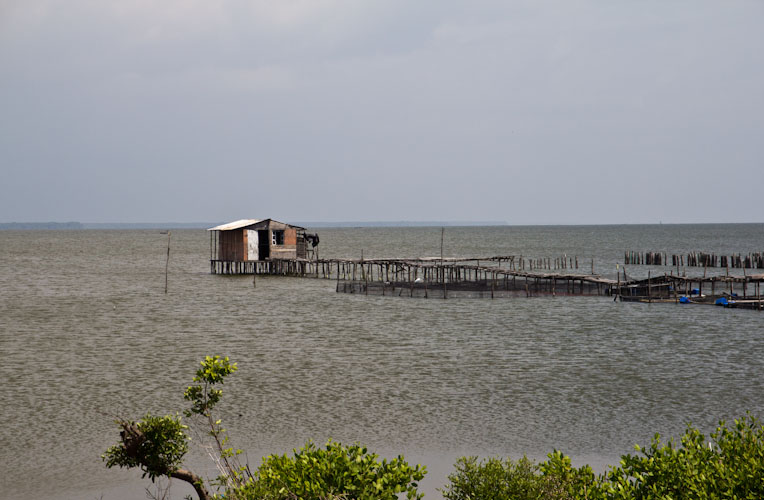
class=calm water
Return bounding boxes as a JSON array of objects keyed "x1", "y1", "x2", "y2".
[{"x1": 0, "y1": 225, "x2": 762, "y2": 500}]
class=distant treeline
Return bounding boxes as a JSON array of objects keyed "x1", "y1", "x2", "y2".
[
  {"x1": 83, "y1": 222, "x2": 216, "y2": 229},
  {"x1": 297, "y1": 221, "x2": 508, "y2": 227},
  {"x1": 1, "y1": 221, "x2": 509, "y2": 230},
  {"x1": 0, "y1": 222, "x2": 84, "y2": 230},
  {"x1": 0, "y1": 222, "x2": 217, "y2": 230}
]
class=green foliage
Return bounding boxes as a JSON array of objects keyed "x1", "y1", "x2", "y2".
[
  {"x1": 539, "y1": 450, "x2": 603, "y2": 500},
  {"x1": 441, "y1": 455, "x2": 544, "y2": 500},
  {"x1": 182, "y1": 355, "x2": 245, "y2": 489},
  {"x1": 442, "y1": 452, "x2": 602, "y2": 500},
  {"x1": 605, "y1": 413, "x2": 764, "y2": 499},
  {"x1": 104, "y1": 355, "x2": 763, "y2": 500},
  {"x1": 442, "y1": 414, "x2": 764, "y2": 500},
  {"x1": 103, "y1": 413, "x2": 189, "y2": 480},
  {"x1": 184, "y1": 355, "x2": 238, "y2": 417},
  {"x1": 232, "y1": 440, "x2": 426, "y2": 500},
  {"x1": 103, "y1": 355, "x2": 239, "y2": 499}
]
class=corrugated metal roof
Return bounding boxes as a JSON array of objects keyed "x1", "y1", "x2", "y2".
[{"x1": 207, "y1": 219, "x2": 261, "y2": 231}]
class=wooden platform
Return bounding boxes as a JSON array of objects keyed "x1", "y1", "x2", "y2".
[
  {"x1": 210, "y1": 256, "x2": 763, "y2": 309},
  {"x1": 211, "y1": 256, "x2": 614, "y2": 297},
  {"x1": 613, "y1": 273, "x2": 764, "y2": 310}
]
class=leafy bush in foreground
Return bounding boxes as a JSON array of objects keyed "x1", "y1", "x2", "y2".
[
  {"x1": 103, "y1": 413, "x2": 188, "y2": 480},
  {"x1": 441, "y1": 455, "x2": 544, "y2": 500},
  {"x1": 103, "y1": 356, "x2": 425, "y2": 500},
  {"x1": 606, "y1": 414, "x2": 764, "y2": 499},
  {"x1": 233, "y1": 440, "x2": 426, "y2": 500},
  {"x1": 442, "y1": 414, "x2": 764, "y2": 500},
  {"x1": 103, "y1": 356, "x2": 762, "y2": 500},
  {"x1": 442, "y1": 452, "x2": 599, "y2": 500}
]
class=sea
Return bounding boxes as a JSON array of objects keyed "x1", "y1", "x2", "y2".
[{"x1": 0, "y1": 224, "x2": 762, "y2": 500}]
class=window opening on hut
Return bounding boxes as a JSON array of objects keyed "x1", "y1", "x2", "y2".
[{"x1": 272, "y1": 230, "x2": 285, "y2": 245}]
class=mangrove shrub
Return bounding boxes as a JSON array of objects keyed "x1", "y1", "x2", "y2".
[
  {"x1": 442, "y1": 415, "x2": 764, "y2": 500},
  {"x1": 235, "y1": 440, "x2": 425, "y2": 500},
  {"x1": 103, "y1": 356, "x2": 425, "y2": 500}
]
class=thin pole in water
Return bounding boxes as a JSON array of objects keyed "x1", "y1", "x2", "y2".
[
  {"x1": 440, "y1": 227, "x2": 444, "y2": 264},
  {"x1": 165, "y1": 231, "x2": 171, "y2": 294}
]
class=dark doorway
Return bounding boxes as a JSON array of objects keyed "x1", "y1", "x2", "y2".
[{"x1": 258, "y1": 230, "x2": 270, "y2": 260}]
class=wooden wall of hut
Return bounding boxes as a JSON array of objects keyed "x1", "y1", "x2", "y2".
[{"x1": 218, "y1": 230, "x2": 244, "y2": 261}]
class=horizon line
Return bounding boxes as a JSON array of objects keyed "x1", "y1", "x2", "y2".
[{"x1": 2, "y1": 220, "x2": 763, "y2": 229}]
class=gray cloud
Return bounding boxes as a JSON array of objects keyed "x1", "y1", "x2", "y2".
[{"x1": 2, "y1": 0, "x2": 762, "y2": 223}]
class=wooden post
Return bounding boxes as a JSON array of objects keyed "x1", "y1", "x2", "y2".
[
  {"x1": 443, "y1": 264, "x2": 448, "y2": 300},
  {"x1": 440, "y1": 227, "x2": 444, "y2": 265},
  {"x1": 164, "y1": 231, "x2": 171, "y2": 294}
]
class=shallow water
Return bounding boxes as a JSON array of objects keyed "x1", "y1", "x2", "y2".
[{"x1": 0, "y1": 225, "x2": 762, "y2": 499}]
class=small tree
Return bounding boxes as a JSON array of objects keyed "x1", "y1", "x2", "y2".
[
  {"x1": 103, "y1": 413, "x2": 209, "y2": 500},
  {"x1": 103, "y1": 356, "x2": 426, "y2": 500},
  {"x1": 183, "y1": 355, "x2": 246, "y2": 490},
  {"x1": 103, "y1": 355, "x2": 240, "y2": 500}
]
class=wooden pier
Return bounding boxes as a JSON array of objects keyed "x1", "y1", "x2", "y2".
[
  {"x1": 212, "y1": 255, "x2": 614, "y2": 298},
  {"x1": 211, "y1": 253, "x2": 592, "y2": 276},
  {"x1": 612, "y1": 272, "x2": 764, "y2": 310},
  {"x1": 210, "y1": 254, "x2": 764, "y2": 310}
]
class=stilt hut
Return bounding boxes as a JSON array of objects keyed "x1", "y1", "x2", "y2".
[{"x1": 209, "y1": 219, "x2": 308, "y2": 263}]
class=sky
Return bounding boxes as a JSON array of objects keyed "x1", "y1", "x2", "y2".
[{"x1": 1, "y1": 0, "x2": 762, "y2": 224}]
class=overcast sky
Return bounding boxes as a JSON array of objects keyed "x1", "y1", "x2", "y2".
[{"x1": 1, "y1": 1, "x2": 762, "y2": 224}]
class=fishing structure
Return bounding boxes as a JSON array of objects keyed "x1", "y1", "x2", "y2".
[{"x1": 208, "y1": 219, "x2": 763, "y2": 310}]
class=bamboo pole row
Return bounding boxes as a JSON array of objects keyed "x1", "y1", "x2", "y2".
[{"x1": 625, "y1": 251, "x2": 764, "y2": 269}]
